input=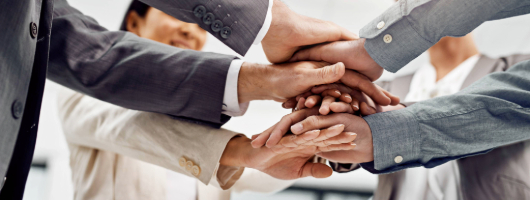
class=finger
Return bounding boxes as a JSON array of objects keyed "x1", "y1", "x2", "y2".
[
  {"x1": 252, "y1": 123, "x2": 278, "y2": 148},
  {"x1": 279, "y1": 130, "x2": 320, "y2": 147},
  {"x1": 304, "y1": 62, "x2": 345, "y2": 87},
  {"x1": 296, "y1": 92, "x2": 313, "y2": 101},
  {"x1": 305, "y1": 95, "x2": 322, "y2": 108},
  {"x1": 290, "y1": 113, "x2": 354, "y2": 135},
  {"x1": 312, "y1": 84, "x2": 352, "y2": 95},
  {"x1": 282, "y1": 98, "x2": 298, "y2": 109},
  {"x1": 329, "y1": 102, "x2": 354, "y2": 114},
  {"x1": 311, "y1": 124, "x2": 345, "y2": 143},
  {"x1": 251, "y1": 134, "x2": 260, "y2": 140},
  {"x1": 266, "y1": 107, "x2": 320, "y2": 147},
  {"x1": 380, "y1": 87, "x2": 401, "y2": 106},
  {"x1": 339, "y1": 93, "x2": 353, "y2": 104},
  {"x1": 340, "y1": 70, "x2": 391, "y2": 106},
  {"x1": 300, "y1": 162, "x2": 333, "y2": 178},
  {"x1": 295, "y1": 97, "x2": 306, "y2": 111},
  {"x1": 321, "y1": 89, "x2": 342, "y2": 98},
  {"x1": 318, "y1": 143, "x2": 357, "y2": 152},
  {"x1": 319, "y1": 96, "x2": 336, "y2": 115},
  {"x1": 351, "y1": 97, "x2": 359, "y2": 111},
  {"x1": 360, "y1": 102, "x2": 377, "y2": 116}
]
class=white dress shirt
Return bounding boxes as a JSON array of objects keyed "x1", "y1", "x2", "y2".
[
  {"x1": 222, "y1": 0, "x2": 273, "y2": 117},
  {"x1": 168, "y1": 1, "x2": 274, "y2": 199},
  {"x1": 395, "y1": 54, "x2": 479, "y2": 200}
]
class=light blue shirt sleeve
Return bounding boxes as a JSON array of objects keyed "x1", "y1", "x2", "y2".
[
  {"x1": 360, "y1": 0, "x2": 530, "y2": 72},
  {"x1": 361, "y1": 61, "x2": 530, "y2": 173}
]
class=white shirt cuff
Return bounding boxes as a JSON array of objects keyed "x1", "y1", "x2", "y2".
[
  {"x1": 252, "y1": 0, "x2": 273, "y2": 45},
  {"x1": 222, "y1": 60, "x2": 249, "y2": 117}
]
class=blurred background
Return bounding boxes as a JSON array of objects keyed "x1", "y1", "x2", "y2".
[{"x1": 26, "y1": 0, "x2": 530, "y2": 199}]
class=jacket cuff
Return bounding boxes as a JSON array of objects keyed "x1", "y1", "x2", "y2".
[
  {"x1": 360, "y1": 2, "x2": 433, "y2": 73},
  {"x1": 363, "y1": 108, "x2": 422, "y2": 171}
]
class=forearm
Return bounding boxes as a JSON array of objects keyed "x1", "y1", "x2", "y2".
[
  {"x1": 362, "y1": 0, "x2": 530, "y2": 72},
  {"x1": 361, "y1": 61, "x2": 530, "y2": 173},
  {"x1": 57, "y1": 88, "x2": 241, "y2": 185},
  {"x1": 49, "y1": 0, "x2": 234, "y2": 125}
]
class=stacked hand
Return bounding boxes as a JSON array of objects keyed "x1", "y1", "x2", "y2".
[{"x1": 225, "y1": 0, "x2": 405, "y2": 180}]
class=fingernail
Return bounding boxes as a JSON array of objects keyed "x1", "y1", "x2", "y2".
[
  {"x1": 335, "y1": 90, "x2": 341, "y2": 95},
  {"x1": 282, "y1": 102, "x2": 287, "y2": 108},
  {"x1": 291, "y1": 123, "x2": 303, "y2": 133},
  {"x1": 351, "y1": 143, "x2": 356, "y2": 146},
  {"x1": 331, "y1": 124, "x2": 344, "y2": 129},
  {"x1": 345, "y1": 95, "x2": 352, "y2": 100},
  {"x1": 332, "y1": 64, "x2": 338, "y2": 75},
  {"x1": 352, "y1": 105, "x2": 359, "y2": 110},
  {"x1": 348, "y1": 132, "x2": 357, "y2": 136}
]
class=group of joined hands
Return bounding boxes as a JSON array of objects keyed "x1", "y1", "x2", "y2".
[{"x1": 216, "y1": 1, "x2": 405, "y2": 181}]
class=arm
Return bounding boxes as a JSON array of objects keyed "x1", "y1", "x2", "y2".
[
  {"x1": 57, "y1": 88, "x2": 359, "y2": 188},
  {"x1": 360, "y1": 61, "x2": 530, "y2": 173},
  {"x1": 49, "y1": 0, "x2": 358, "y2": 126},
  {"x1": 291, "y1": 0, "x2": 530, "y2": 79},
  {"x1": 57, "y1": 88, "x2": 243, "y2": 189},
  {"x1": 49, "y1": 0, "x2": 236, "y2": 125}
]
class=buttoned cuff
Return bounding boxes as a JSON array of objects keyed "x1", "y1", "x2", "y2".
[
  {"x1": 360, "y1": 2, "x2": 433, "y2": 73},
  {"x1": 222, "y1": 60, "x2": 249, "y2": 117},
  {"x1": 253, "y1": 0, "x2": 273, "y2": 45},
  {"x1": 363, "y1": 108, "x2": 421, "y2": 171}
]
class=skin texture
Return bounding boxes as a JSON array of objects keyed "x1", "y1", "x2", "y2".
[
  {"x1": 126, "y1": 8, "x2": 207, "y2": 51},
  {"x1": 290, "y1": 39, "x2": 384, "y2": 81},
  {"x1": 124, "y1": 8, "x2": 361, "y2": 179},
  {"x1": 262, "y1": 0, "x2": 359, "y2": 64}
]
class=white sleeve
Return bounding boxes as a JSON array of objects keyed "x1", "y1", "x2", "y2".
[
  {"x1": 252, "y1": 0, "x2": 273, "y2": 45},
  {"x1": 222, "y1": 60, "x2": 249, "y2": 117}
]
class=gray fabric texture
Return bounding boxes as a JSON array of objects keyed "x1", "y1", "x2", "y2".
[{"x1": 360, "y1": 0, "x2": 530, "y2": 72}]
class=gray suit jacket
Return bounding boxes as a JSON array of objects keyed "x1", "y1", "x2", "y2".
[
  {"x1": 373, "y1": 55, "x2": 530, "y2": 200},
  {"x1": 0, "y1": 0, "x2": 268, "y2": 198}
]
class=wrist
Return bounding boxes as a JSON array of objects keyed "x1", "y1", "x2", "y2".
[
  {"x1": 238, "y1": 62, "x2": 271, "y2": 103},
  {"x1": 219, "y1": 136, "x2": 252, "y2": 167}
]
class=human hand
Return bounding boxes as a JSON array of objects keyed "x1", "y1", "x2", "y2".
[
  {"x1": 290, "y1": 39, "x2": 383, "y2": 81},
  {"x1": 261, "y1": 0, "x2": 358, "y2": 64},
  {"x1": 219, "y1": 122, "x2": 357, "y2": 180},
  {"x1": 237, "y1": 61, "x2": 345, "y2": 103},
  {"x1": 283, "y1": 82, "x2": 399, "y2": 115},
  {"x1": 252, "y1": 107, "x2": 374, "y2": 163}
]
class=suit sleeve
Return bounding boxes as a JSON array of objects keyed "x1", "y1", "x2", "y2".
[
  {"x1": 140, "y1": 0, "x2": 269, "y2": 55},
  {"x1": 57, "y1": 87, "x2": 244, "y2": 188},
  {"x1": 360, "y1": 60, "x2": 530, "y2": 174},
  {"x1": 361, "y1": 0, "x2": 530, "y2": 72},
  {"x1": 48, "y1": 0, "x2": 242, "y2": 125}
]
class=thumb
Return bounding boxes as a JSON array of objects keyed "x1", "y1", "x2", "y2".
[
  {"x1": 308, "y1": 62, "x2": 345, "y2": 86},
  {"x1": 301, "y1": 162, "x2": 333, "y2": 178}
]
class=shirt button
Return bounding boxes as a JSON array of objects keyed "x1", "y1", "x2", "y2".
[
  {"x1": 383, "y1": 34, "x2": 392, "y2": 43},
  {"x1": 202, "y1": 13, "x2": 215, "y2": 25},
  {"x1": 185, "y1": 161, "x2": 194, "y2": 171},
  {"x1": 211, "y1": 20, "x2": 223, "y2": 32},
  {"x1": 394, "y1": 156, "x2": 403, "y2": 163},
  {"x1": 191, "y1": 165, "x2": 201, "y2": 177},
  {"x1": 12, "y1": 100, "x2": 23, "y2": 119},
  {"x1": 193, "y1": 5, "x2": 207, "y2": 18},
  {"x1": 220, "y1": 26, "x2": 232, "y2": 39},
  {"x1": 178, "y1": 157, "x2": 187, "y2": 167},
  {"x1": 377, "y1": 21, "x2": 385, "y2": 29},
  {"x1": 30, "y1": 22, "x2": 38, "y2": 38}
]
